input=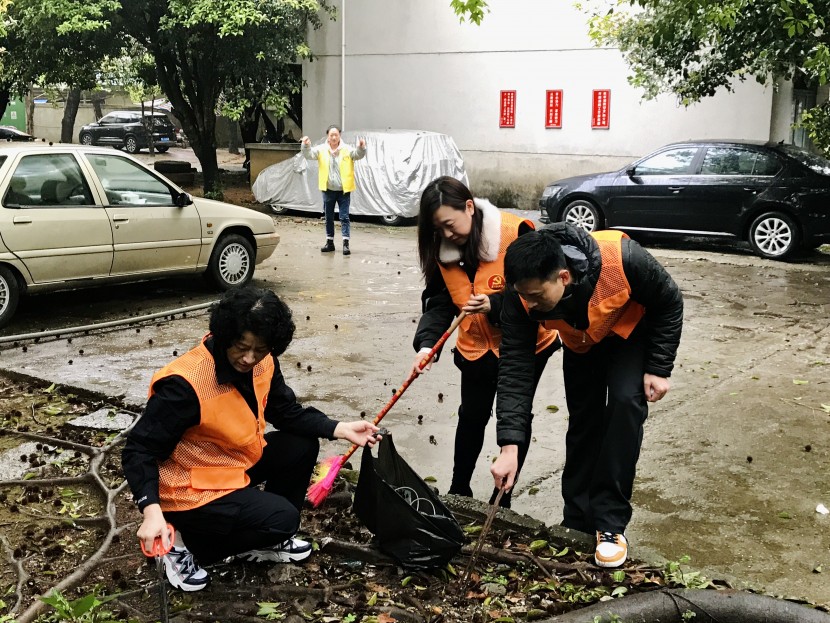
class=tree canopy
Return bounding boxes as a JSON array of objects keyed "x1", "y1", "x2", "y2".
[{"x1": 584, "y1": 0, "x2": 830, "y2": 148}]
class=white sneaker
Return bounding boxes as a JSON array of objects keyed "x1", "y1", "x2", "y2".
[
  {"x1": 163, "y1": 544, "x2": 210, "y2": 592},
  {"x1": 594, "y1": 531, "x2": 628, "y2": 568},
  {"x1": 236, "y1": 536, "x2": 313, "y2": 563}
]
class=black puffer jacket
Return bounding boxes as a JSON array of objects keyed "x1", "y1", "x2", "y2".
[{"x1": 496, "y1": 223, "x2": 684, "y2": 447}]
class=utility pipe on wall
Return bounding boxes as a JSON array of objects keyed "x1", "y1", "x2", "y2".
[{"x1": 341, "y1": 0, "x2": 346, "y2": 129}]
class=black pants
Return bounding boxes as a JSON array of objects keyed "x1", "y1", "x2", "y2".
[
  {"x1": 164, "y1": 430, "x2": 319, "y2": 565},
  {"x1": 561, "y1": 328, "x2": 648, "y2": 535},
  {"x1": 449, "y1": 347, "x2": 553, "y2": 508}
]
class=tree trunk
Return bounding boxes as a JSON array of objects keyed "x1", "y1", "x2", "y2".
[
  {"x1": 261, "y1": 108, "x2": 279, "y2": 142},
  {"x1": 189, "y1": 121, "x2": 220, "y2": 196},
  {"x1": 239, "y1": 103, "x2": 263, "y2": 179},
  {"x1": 541, "y1": 588, "x2": 830, "y2": 623},
  {"x1": 228, "y1": 118, "x2": 240, "y2": 154},
  {"x1": 60, "y1": 87, "x2": 82, "y2": 144},
  {"x1": 0, "y1": 90, "x2": 10, "y2": 123},
  {"x1": 26, "y1": 89, "x2": 35, "y2": 136}
]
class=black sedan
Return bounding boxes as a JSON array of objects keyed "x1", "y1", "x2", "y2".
[
  {"x1": 539, "y1": 140, "x2": 830, "y2": 259},
  {"x1": 0, "y1": 126, "x2": 34, "y2": 142}
]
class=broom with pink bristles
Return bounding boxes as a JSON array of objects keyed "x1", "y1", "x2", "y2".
[{"x1": 307, "y1": 311, "x2": 468, "y2": 507}]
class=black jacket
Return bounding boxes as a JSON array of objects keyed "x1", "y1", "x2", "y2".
[{"x1": 496, "y1": 223, "x2": 684, "y2": 446}]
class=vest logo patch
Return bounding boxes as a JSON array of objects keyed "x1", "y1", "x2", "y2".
[{"x1": 488, "y1": 274, "x2": 506, "y2": 290}]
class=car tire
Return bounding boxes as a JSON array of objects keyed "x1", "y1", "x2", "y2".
[
  {"x1": 380, "y1": 214, "x2": 405, "y2": 226},
  {"x1": 206, "y1": 234, "x2": 255, "y2": 290},
  {"x1": 748, "y1": 211, "x2": 801, "y2": 260},
  {"x1": 561, "y1": 199, "x2": 603, "y2": 233},
  {"x1": 79, "y1": 133, "x2": 93, "y2": 146},
  {"x1": 270, "y1": 204, "x2": 289, "y2": 215},
  {"x1": 124, "y1": 135, "x2": 139, "y2": 154},
  {"x1": 156, "y1": 146, "x2": 169, "y2": 153},
  {"x1": 0, "y1": 265, "x2": 21, "y2": 329}
]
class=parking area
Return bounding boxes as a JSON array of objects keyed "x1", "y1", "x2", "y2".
[{"x1": 0, "y1": 215, "x2": 829, "y2": 603}]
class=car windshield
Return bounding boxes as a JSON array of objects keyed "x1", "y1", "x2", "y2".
[{"x1": 777, "y1": 144, "x2": 830, "y2": 176}]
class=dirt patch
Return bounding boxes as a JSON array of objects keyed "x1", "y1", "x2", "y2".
[{"x1": 0, "y1": 372, "x2": 763, "y2": 623}]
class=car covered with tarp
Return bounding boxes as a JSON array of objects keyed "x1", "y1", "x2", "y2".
[{"x1": 252, "y1": 129, "x2": 468, "y2": 225}]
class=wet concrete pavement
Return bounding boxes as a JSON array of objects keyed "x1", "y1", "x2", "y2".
[{"x1": 1, "y1": 213, "x2": 829, "y2": 604}]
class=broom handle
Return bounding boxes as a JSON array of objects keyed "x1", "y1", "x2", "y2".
[{"x1": 338, "y1": 311, "x2": 468, "y2": 466}]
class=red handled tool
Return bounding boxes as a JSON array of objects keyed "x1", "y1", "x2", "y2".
[
  {"x1": 140, "y1": 523, "x2": 175, "y2": 623},
  {"x1": 307, "y1": 311, "x2": 468, "y2": 506}
]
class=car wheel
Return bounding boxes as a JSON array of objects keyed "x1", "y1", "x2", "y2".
[
  {"x1": 748, "y1": 211, "x2": 801, "y2": 260},
  {"x1": 124, "y1": 135, "x2": 139, "y2": 154},
  {"x1": 561, "y1": 200, "x2": 602, "y2": 232},
  {"x1": 80, "y1": 133, "x2": 93, "y2": 146},
  {"x1": 0, "y1": 266, "x2": 21, "y2": 329},
  {"x1": 207, "y1": 234, "x2": 255, "y2": 290},
  {"x1": 270, "y1": 204, "x2": 289, "y2": 215},
  {"x1": 380, "y1": 214, "x2": 405, "y2": 226},
  {"x1": 156, "y1": 146, "x2": 169, "y2": 153}
]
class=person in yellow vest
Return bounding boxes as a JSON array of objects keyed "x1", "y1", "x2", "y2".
[
  {"x1": 410, "y1": 176, "x2": 560, "y2": 509},
  {"x1": 301, "y1": 125, "x2": 366, "y2": 255},
  {"x1": 491, "y1": 222, "x2": 683, "y2": 568},
  {"x1": 122, "y1": 287, "x2": 379, "y2": 591}
]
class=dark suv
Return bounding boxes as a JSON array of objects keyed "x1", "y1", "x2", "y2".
[{"x1": 78, "y1": 111, "x2": 177, "y2": 154}]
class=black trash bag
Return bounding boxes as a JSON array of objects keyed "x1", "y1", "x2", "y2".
[{"x1": 353, "y1": 433, "x2": 465, "y2": 570}]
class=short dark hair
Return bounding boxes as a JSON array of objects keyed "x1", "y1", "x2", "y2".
[
  {"x1": 417, "y1": 176, "x2": 482, "y2": 281},
  {"x1": 504, "y1": 230, "x2": 567, "y2": 285},
  {"x1": 326, "y1": 124, "x2": 341, "y2": 135},
  {"x1": 209, "y1": 287, "x2": 296, "y2": 356}
]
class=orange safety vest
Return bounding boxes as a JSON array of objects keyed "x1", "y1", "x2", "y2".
[
  {"x1": 440, "y1": 211, "x2": 559, "y2": 360},
  {"x1": 148, "y1": 338, "x2": 274, "y2": 512},
  {"x1": 540, "y1": 230, "x2": 645, "y2": 353}
]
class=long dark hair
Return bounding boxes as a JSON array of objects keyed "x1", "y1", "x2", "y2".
[{"x1": 417, "y1": 176, "x2": 483, "y2": 281}]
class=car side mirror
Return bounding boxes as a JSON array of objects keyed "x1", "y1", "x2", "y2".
[
  {"x1": 626, "y1": 166, "x2": 636, "y2": 177},
  {"x1": 175, "y1": 192, "x2": 193, "y2": 207}
]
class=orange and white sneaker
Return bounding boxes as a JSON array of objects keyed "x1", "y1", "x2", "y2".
[{"x1": 594, "y1": 531, "x2": 628, "y2": 568}]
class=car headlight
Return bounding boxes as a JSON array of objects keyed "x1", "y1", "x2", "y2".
[{"x1": 540, "y1": 185, "x2": 561, "y2": 200}]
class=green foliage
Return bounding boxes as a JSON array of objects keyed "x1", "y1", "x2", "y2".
[
  {"x1": 40, "y1": 589, "x2": 123, "y2": 623},
  {"x1": 450, "y1": 0, "x2": 489, "y2": 24},
  {"x1": 0, "y1": 598, "x2": 16, "y2": 623},
  {"x1": 664, "y1": 555, "x2": 712, "y2": 589},
  {"x1": 582, "y1": 0, "x2": 830, "y2": 151},
  {"x1": 797, "y1": 101, "x2": 830, "y2": 153},
  {"x1": 584, "y1": 0, "x2": 829, "y2": 100},
  {"x1": 256, "y1": 601, "x2": 287, "y2": 621}
]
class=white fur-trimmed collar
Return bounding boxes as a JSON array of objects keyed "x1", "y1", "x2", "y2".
[{"x1": 438, "y1": 198, "x2": 502, "y2": 264}]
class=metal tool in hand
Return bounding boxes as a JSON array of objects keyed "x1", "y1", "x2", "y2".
[
  {"x1": 140, "y1": 523, "x2": 175, "y2": 623},
  {"x1": 459, "y1": 485, "x2": 505, "y2": 593}
]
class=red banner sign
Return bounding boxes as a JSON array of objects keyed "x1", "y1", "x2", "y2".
[
  {"x1": 545, "y1": 90, "x2": 563, "y2": 128},
  {"x1": 591, "y1": 89, "x2": 610, "y2": 129},
  {"x1": 500, "y1": 90, "x2": 516, "y2": 128}
]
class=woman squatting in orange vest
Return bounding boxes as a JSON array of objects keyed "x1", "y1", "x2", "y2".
[
  {"x1": 410, "y1": 176, "x2": 560, "y2": 509},
  {"x1": 122, "y1": 287, "x2": 380, "y2": 592}
]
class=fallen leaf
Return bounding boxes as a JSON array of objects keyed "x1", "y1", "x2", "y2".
[
  {"x1": 423, "y1": 476, "x2": 437, "y2": 483},
  {"x1": 377, "y1": 614, "x2": 398, "y2": 623},
  {"x1": 778, "y1": 511, "x2": 792, "y2": 519},
  {"x1": 546, "y1": 405, "x2": 559, "y2": 413},
  {"x1": 793, "y1": 379, "x2": 809, "y2": 385}
]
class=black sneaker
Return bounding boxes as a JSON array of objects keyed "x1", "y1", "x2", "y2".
[
  {"x1": 236, "y1": 536, "x2": 313, "y2": 563},
  {"x1": 163, "y1": 544, "x2": 210, "y2": 592},
  {"x1": 321, "y1": 240, "x2": 335, "y2": 253},
  {"x1": 343, "y1": 240, "x2": 351, "y2": 256}
]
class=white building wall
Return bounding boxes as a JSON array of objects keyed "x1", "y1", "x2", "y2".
[{"x1": 303, "y1": 0, "x2": 776, "y2": 208}]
